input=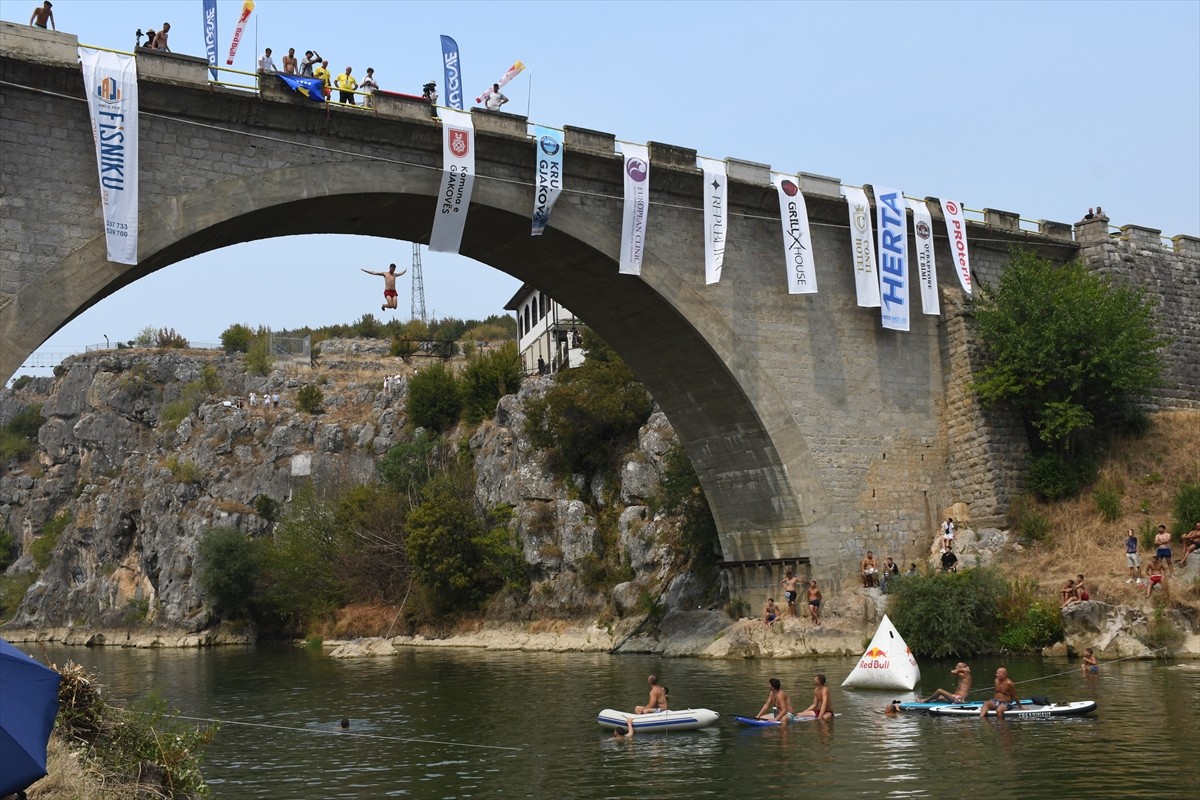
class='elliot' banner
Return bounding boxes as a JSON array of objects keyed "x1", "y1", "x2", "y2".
[
  {"x1": 772, "y1": 173, "x2": 817, "y2": 294},
  {"x1": 531, "y1": 126, "x2": 562, "y2": 236},
  {"x1": 874, "y1": 186, "x2": 909, "y2": 331},
  {"x1": 699, "y1": 157, "x2": 727, "y2": 285},
  {"x1": 908, "y1": 198, "x2": 940, "y2": 316},
  {"x1": 79, "y1": 47, "x2": 138, "y2": 265},
  {"x1": 939, "y1": 198, "x2": 973, "y2": 294},
  {"x1": 618, "y1": 144, "x2": 650, "y2": 276},
  {"x1": 429, "y1": 108, "x2": 475, "y2": 253},
  {"x1": 841, "y1": 185, "x2": 880, "y2": 307}
]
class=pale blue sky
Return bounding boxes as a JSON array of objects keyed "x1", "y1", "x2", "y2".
[{"x1": 9, "y1": 0, "x2": 1199, "y2": 373}]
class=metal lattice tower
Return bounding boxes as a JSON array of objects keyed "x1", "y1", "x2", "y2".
[{"x1": 410, "y1": 242, "x2": 427, "y2": 322}]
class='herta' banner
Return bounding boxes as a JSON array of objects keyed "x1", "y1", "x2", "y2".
[{"x1": 874, "y1": 186, "x2": 909, "y2": 331}]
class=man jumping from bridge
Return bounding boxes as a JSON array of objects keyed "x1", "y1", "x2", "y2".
[{"x1": 361, "y1": 263, "x2": 406, "y2": 311}]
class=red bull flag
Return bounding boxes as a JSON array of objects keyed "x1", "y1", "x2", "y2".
[
  {"x1": 78, "y1": 47, "x2": 138, "y2": 265},
  {"x1": 226, "y1": 0, "x2": 255, "y2": 65},
  {"x1": 476, "y1": 61, "x2": 525, "y2": 104},
  {"x1": 842, "y1": 614, "x2": 920, "y2": 690}
]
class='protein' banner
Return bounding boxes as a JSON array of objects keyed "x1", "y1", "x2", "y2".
[
  {"x1": 531, "y1": 126, "x2": 563, "y2": 236},
  {"x1": 429, "y1": 108, "x2": 475, "y2": 253},
  {"x1": 772, "y1": 173, "x2": 817, "y2": 294},
  {"x1": 841, "y1": 185, "x2": 880, "y2": 307},
  {"x1": 619, "y1": 143, "x2": 650, "y2": 276},
  {"x1": 698, "y1": 157, "x2": 728, "y2": 285},
  {"x1": 79, "y1": 47, "x2": 138, "y2": 265},
  {"x1": 874, "y1": 186, "x2": 909, "y2": 331},
  {"x1": 440, "y1": 35, "x2": 464, "y2": 110},
  {"x1": 202, "y1": 0, "x2": 218, "y2": 79},
  {"x1": 225, "y1": 0, "x2": 254, "y2": 65},
  {"x1": 908, "y1": 198, "x2": 940, "y2": 316},
  {"x1": 939, "y1": 198, "x2": 972, "y2": 295}
]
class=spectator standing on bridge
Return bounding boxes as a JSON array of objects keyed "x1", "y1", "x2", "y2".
[
  {"x1": 423, "y1": 81, "x2": 438, "y2": 104},
  {"x1": 300, "y1": 50, "x2": 320, "y2": 77},
  {"x1": 258, "y1": 48, "x2": 277, "y2": 73},
  {"x1": 335, "y1": 66, "x2": 358, "y2": 105},
  {"x1": 29, "y1": 1, "x2": 54, "y2": 30},
  {"x1": 484, "y1": 83, "x2": 508, "y2": 112},
  {"x1": 153, "y1": 22, "x2": 171, "y2": 51},
  {"x1": 313, "y1": 60, "x2": 332, "y2": 97},
  {"x1": 282, "y1": 47, "x2": 298, "y2": 74},
  {"x1": 360, "y1": 68, "x2": 378, "y2": 108}
]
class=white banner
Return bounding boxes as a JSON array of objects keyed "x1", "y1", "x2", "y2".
[
  {"x1": 619, "y1": 144, "x2": 650, "y2": 275},
  {"x1": 772, "y1": 173, "x2": 817, "y2": 294},
  {"x1": 225, "y1": 0, "x2": 255, "y2": 65},
  {"x1": 698, "y1": 157, "x2": 728, "y2": 285},
  {"x1": 908, "y1": 198, "x2": 940, "y2": 316},
  {"x1": 874, "y1": 186, "x2": 909, "y2": 331},
  {"x1": 531, "y1": 126, "x2": 562, "y2": 236},
  {"x1": 939, "y1": 198, "x2": 973, "y2": 294},
  {"x1": 429, "y1": 108, "x2": 476, "y2": 253},
  {"x1": 79, "y1": 47, "x2": 138, "y2": 265},
  {"x1": 841, "y1": 185, "x2": 881, "y2": 307}
]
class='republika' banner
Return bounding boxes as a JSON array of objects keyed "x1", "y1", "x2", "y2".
[
  {"x1": 440, "y1": 35, "x2": 464, "y2": 110},
  {"x1": 79, "y1": 48, "x2": 138, "y2": 265},
  {"x1": 698, "y1": 157, "x2": 727, "y2": 284},
  {"x1": 874, "y1": 186, "x2": 909, "y2": 331},
  {"x1": 772, "y1": 173, "x2": 817, "y2": 294},
  {"x1": 841, "y1": 185, "x2": 880, "y2": 307},
  {"x1": 225, "y1": 0, "x2": 254, "y2": 65},
  {"x1": 429, "y1": 108, "x2": 475, "y2": 253},
  {"x1": 618, "y1": 144, "x2": 650, "y2": 275},
  {"x1": 939, "y1": 198, "x2": 973, "y2": 294},
  {"x1": 202, "y1": 0, "x2": 218, "y2": 79},
  {"x1": 531, "y1": 125, "x2": 563, "y2": 236},
  {"x1": 908, "y1": 198, "x2": 940, "y2": 316}
]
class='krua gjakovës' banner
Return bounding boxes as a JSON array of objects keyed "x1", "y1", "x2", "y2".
[
  {"x1": 874, "y1": 186, "x2": 909, "y2": 331},
  {"x1": 440, "y1": 35, "x2": 464, "y2": 110},
  {"x1": 79, "y1": 47, "x2": 138, "y2": 265},
  {"x1": 908, "y1": 198, "x2": 940, "y2": 316},
  {"x1": 771, "y1": 173, "x2": 817, "y2": 294},
  {"x1": 698, "y1": 157, "x2": 728, "y2": 285},
  {"x1": 939, "y1": 198, "x2": 973, "y2": 295},
  {"x1": 225, "y1": 0, "x2": 254, "y2": 65},
  {"x1": 531, "y1": 126, "x2": 563, "y2": 236},
  {"x1": 202, "y1": 0, "x2": 218, "y2": 79},
  {"x1": 619, "y1": 144, "x2": 650, "y2": 275},
  {"x1": 429, "y1": 108, "x2": 475, "y2": 253},
  {"x1": 840, "y1": 185, "x2": 880, "y2": 307}
]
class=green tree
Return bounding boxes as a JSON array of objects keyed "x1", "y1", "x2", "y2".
[
  {"x1": 887, "y1": 568, "x2": 1006, "y2": 657},
  {"x1": 460, "y1": 341, "x2": 523, "y2": 423},
  {"x1": 407, "y1": 361, "x2": 461, "y2": 433},
  {"x1": 220, "y1": 323, "x2": 254, "y2": 354},
  {"x1": 656, "y1": 445, "x2": 722, "y2": 589},
  {"x1": 197, "y1": 527, "x2": 264, "y2": 620},
  {"x1": 296, "y1": 384, "x2": 324, "y2": 414},
  {"x1": 377, "y1": 432, "x2": 444, "y2": 501}
]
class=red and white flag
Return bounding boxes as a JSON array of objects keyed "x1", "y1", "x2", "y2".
[
  {"x1": 225, "y1": 0, "x2": 255, "y2": 65},
  {"x1": 476, "y1": 61, "x2": 525, "y2": 104},
  {"x1": 939, "y1": 198, "x2": 972, "y2": 295}
]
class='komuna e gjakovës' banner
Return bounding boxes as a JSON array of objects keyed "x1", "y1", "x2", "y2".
[
  {"x1": 531, "y1": 125, "x2": 563, "y2": 236},
  {"x1": 440, "y1": 35, "x2": 464, "y2": 110},
  {"x1": 79, "y1": 47, "x2": 138, "y2": 265},
  {"x1": 202, "y1": 0, "x2": 218, "y2": 79},
  {"x1": 874, "y1": 186, "x2": 909, "y2": 331},
  {"x1": 908, "y1": 198, "x2": 940, "y2": 316},
  {"x1": 840, "y1": 185, "x2": 880, "y2": 307},
  {"x1": 939, "y1": 198, "x2": 973, "y2": 295},
  {"x1": 698, "y1": 157, "x2": 727, "y2": 285},
  {"x1": 225, "y1": 0, "x2": 254, "y2": 65},
  {"x1": 429, "y1": 108, "x2": 475, "y2": 253},
  {"x1": 772, "y1": 173, "x2": 817, "y2": 294},
  {"x1": 618, "y1": 144, "x2": 650, "y2": 275}
]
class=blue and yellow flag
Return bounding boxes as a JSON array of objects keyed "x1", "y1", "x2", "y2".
[{"x1": 277, "y1": 73, "x2": 327, "y2": 103}]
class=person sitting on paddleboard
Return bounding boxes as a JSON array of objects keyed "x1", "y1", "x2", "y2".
[
  {"x1": 795, "y1": 674, "x2": 834, "y2": 720},
  {"x1": 979, "y1": 667, "x2": 1021, "y2": 718},
  {"x1": 756, "y1": 678, "x2": 795, "y2": 723},
  {"x1": 922, "y1": 662, "x2": 972, "y2": 704},
  {"x1": 635, "y1": 674, "x2": 667, "y2": 714}
]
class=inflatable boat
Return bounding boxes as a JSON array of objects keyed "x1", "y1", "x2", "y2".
[
  {"x1": 928, "y1": 700, "x2": 1096, "y2": 719},
  {"x1": 596, "y1": 708, "x2": 720, "y2": 732}
]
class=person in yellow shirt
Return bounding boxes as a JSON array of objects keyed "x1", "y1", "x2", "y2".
[
  {"x1": 335, "y1": 66, "x2": 358, "y2": 105},
  {"x1": 312, "y1": 59, "x2": 331, "y2": 99}
]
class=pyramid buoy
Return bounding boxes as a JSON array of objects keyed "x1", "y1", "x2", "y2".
[{"x1": 841, "y1": 614, "x2": 921, "y2": 691}]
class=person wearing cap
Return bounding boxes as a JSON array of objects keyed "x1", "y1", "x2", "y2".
[
  {"x1": 29, "y1": 1, "x2": 54, "y2": 30},
  {"x1": 422, "y1": 81, "x2": 438, "y2": 104},
  {"x1": 360, "y1": 67, "x2": 378, "y2": 108}
]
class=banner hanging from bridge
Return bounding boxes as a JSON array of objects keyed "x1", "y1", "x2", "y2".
[
  {"x1": 429, "y1": 108, "x2": 475, "y2": 253},
  {"x1": 840, "y1": 185, "x2": 880, "y2": 307},
  {"x1": 908, "y1": 198, "x2": 940, "y2": 316},
  {"x1": 531, "y1": 126, "x2": 563, "y2": 236},
  {"x1": 939, "y1": 198, "x2": 973, "y2": 295},
  {"x1": 202, "y1": 0, "x2": 218, "y2": 79},
  {"x1": 79, "y1": 47, "x2": 138, "y2": 265},
  {"x1": 440, "y1": 36, "x2": 464, "y2": 110},
  {"x1": 619, "y1": 144, "x2": 650, "y2": 275},
  {"x1": 225, "y1": 0, "x2": 254, "y2": 66},
  {"x1": 699, "y1": 157, "x2": 728, "y2": 284},
  {"x1": 771, "y1": 173, "x2": 817, "y2": 294},
  {"x1": 874, "y1": 186, "x2": 909, "y2": 331}
]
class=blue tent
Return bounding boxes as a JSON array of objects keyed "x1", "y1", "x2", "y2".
[{"x1": 0, "y1": 638, "x2": 61, "y2": 795}]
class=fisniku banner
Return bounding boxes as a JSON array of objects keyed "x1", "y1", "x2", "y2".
[
  {"x1": 840, "y1": 185, "x2": 880, "y2": 307},
  {"x1": 908, "y1": 198, "x2": 940, "y2": 316},
  {"x1": 618, "y1": 143, "x2": 650, "y2": 276},
  {"x1": 772, "y1": 172, "x2": 817, "y2": 294},
  {"x1": 429, "y1": 108, "x2": 475, "y2": 253},
  {"x1": 698, "y1": 157, "x2": 728, "y2": 285},
  {"x1": 874, "y1": 186, "x2": 909, "y2": 331},
  {"x1": 531, "y1": 126, "x2": 563, "y2": 236},
  {"x1": 79, "y1": 47, "x2": 138, "y2": 265}
]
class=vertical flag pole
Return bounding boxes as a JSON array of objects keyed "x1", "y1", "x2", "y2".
[{"x1": 526, "y1": 70, "x2": 532, "y2": 118}]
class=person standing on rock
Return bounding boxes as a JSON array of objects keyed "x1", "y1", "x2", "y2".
[
  {"x1": 361, "y1": 263, "x2": 405, "y2": 311},
  {"x1": 781, "y1": 569, "x2": 801, "y2": 618},
  {"x1": 806, "y1": 580, "x2": 822, "y2": 627},
  {"x1": 635, "y1": 674, "x2": 667, "y2": 714},
  {"x1": 1155, "y1": 524, "x2": 1174, "y2": 576},
  {"x1": 1124, "y1": 528, "x2": 1142, "y2": 583}
]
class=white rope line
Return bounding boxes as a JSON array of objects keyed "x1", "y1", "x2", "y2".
[{"x1": 959, "y1": 647, "x2": 1172, "y2": 696}]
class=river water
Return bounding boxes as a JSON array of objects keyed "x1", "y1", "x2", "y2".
[{"x1": 29, "y1": 644, "x2": 1200, "y2": 799}]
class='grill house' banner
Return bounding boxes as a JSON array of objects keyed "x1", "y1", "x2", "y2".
[
  {"x1": 531, "y1": 125, "x2": 563, "y2": 236},
  {"x1": 79, "y1": 47, "x2": 138, "y2": 265},
  {"x1": 699, "y1": 157, "x2": 728, "y2": 285},
  {"x1": 841, "y1": 185, "x2": 880, "y2": 307},
  {"x1": 908, "y1": 198, "x2": 940, "y2": 316},
  {"x1": 874, "y1": 186, "x2": 909, "y2": 331},
  {"x1": 939, "y1": 198, "x2": 973, "y2": 295},
  {"x1": 772, "y1": 173, "x2": 817, "y2": 294},
  {"x1": 618, "y1": 143, "x2": 650, "y2": 276},
  {"x1": 429, "y1": 108, "x2": 475, "y2": 253}
]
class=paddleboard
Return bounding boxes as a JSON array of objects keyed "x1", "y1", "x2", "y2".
[
  {"x1": 928, "y1": 700, "x2": 1096, "y2": 719},
  {"x1": 887, "y1": 698, "x2": 1037, "y2": 713},
  {"x1": 734, "y1": 714, "x2": 837, "y2": 726}
]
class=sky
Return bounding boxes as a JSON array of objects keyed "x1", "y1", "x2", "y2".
[{"x1": 8, "y1": 0, "x2": 1199, "y2": 374}]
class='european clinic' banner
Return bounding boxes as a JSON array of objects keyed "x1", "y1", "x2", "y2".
[
  {"x1": 841, "y1": 185, "x2": 880, "y2": 307},
  {"x1": 440, "y1": 35, "x2": 464, "y2": 110},
  {"x1": 79, "y1": 47, "x2": 138, "y2": 265},
  {"x1": 772, "y1": 173, "x2": 817, "y2": 294},
  {"x1": 939, "y1": 198, "x2": 973, "y2": 294},
  {"x1": 202, "y1": 0, "x2": 218, "y2": 79},
  {"x1": 698, "y1": 157, "x2": 727, "y2": 284},
  {"x1": 429, "y1": 108, "x2": 475, "y2": 253},
  {"x1": 619, "y1": 144, "x2": 650, "y2": 276},
  {"x1": 908, "y1": 198, "x2": 940, "y2": 316},
  {"x1": 531, "y1": 126, "x2": 563, "y2": 236},
  {"x1": 874, "y1": 186, "x2": 909, "y2": 331},
  {"x1": 225, "y1": 0, "x2": 254, "y2": 65}
]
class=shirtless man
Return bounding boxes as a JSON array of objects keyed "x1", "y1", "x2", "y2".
[
  {"x1": 762, "y1": 597, "x2": 780, "y2": 626},
  {"x1": 154, "y1": 22, "x2": 171, "y2": 52},
  {"x1": 979, "y1": 667, "x2": 1020, "y2": 718},
  {"x1": 1178, "y1": 522, "x2": 1200, "y2": 567},
  {"x1": 361, "y1": 263, "x2": 406, "y2": 311},
  {"x1": 922, "y1": 662, "x2": 971, "y2": 703},
  {"x1": 780, "y1": 569, "x2": 801, "y2": 618},
  {"x1": 1154, "y1": 524, "x2": 1173, "y2": 576},
  {"x1": 282, "y1": 47, "x2": 298, "y2": 75},
  {"x1": 634, "y1": 674, "x2": 667, "y2": 714},
  {"x1": 29, "y1": 1, "x2": 54, "y2": 30},
  {"x1": 755, "y1": 678, "x2": 794, "y2": 723},
  {"x1": 806, "y1": 580, "x2": 822, "y2": 627},
  {"x1": 861, "y1": 551, "x2": 878, "y2": 588},
  {"x1": 1080, "y1": 647, "x2": 1099, "y2": 674},
  {"x1": 795, "y1": 673, "x2": 834, "y2": 720}
]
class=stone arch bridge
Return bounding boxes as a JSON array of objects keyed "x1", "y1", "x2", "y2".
[{"x1": 3, "y1": 23, "x2": 1196, "y2": 591}]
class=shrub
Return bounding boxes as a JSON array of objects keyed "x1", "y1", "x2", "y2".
[
  {"x1": 1009, "y1": 495, "x2": 1052, "y2": 543},
  {"x1": 460, "y1": 341, "x2": 523, "y2": 424},
  {"x1": 887, "y1": 568, "x2": 1006, "y2": 657},
  {"x1": 998, "y1": 578, "x2": 1063, "y2": 652},
  {"x1": 0, "y1": 402, "x2": 45, "y2": 463},
  {"x1": 0, "y1": 529, "x2": 16, "y2": 571},
  {"x1": 165, "y1": 454, "x2": 203, "y2": 485},
  {"x1": 199, "y1": 364, "x2": 222, "y2": 393},
  {"x1": 155, "y1": 327, "x2": 190, "y2": 348},
  {"x1": 1170, "y1": 482, "x2": 1200, "y2": 536},
  {"x1": 377, "y1": 432, "x2": 444, "y2": 500},
  {"x1": 407, "y1": 361, "x2": 461, "y2": 433},
  {"x1": 245, "y1": 330, "x2": 274, "y2": 376},
  {"x1": 1027, "y1": 452, "x2": 1095, "y2": 501},
  {"x1": 390, "y1": 338, "x2": 417, "y2": 360},
  {"x1": 352, "y1": 313, "x2": 384, "y2": 339},
  {"x1": 1140, "y1": 604, "x2": 1185, "y2": 654},
  {"x1": 220, "y1": 323, "x2": 254, "y2": 354},
  {"x1": 11, "y1": 374, "x2": 34, "y2": 391},
  {"x1": 31, "y1": 510, "x2": 71, "y2": 570},
  {"x1": 657, "y1": 444, "x2": 721, "y2": 590},
  {"x1": 253, "y1": 494, "x2": 280, "y2": 523},
  {"x1": 0, "y1": 571, "x2": 35, "y2": 617},
  {"x1": 197, "y1": 527, "x2": 263, "y2": 620},
  {"x1": 296, "y1": 385, "x2": 325, "y2": 414},
  {"x1": 1094, "y1": 482, "x2": 1122, "y2": 523}
]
